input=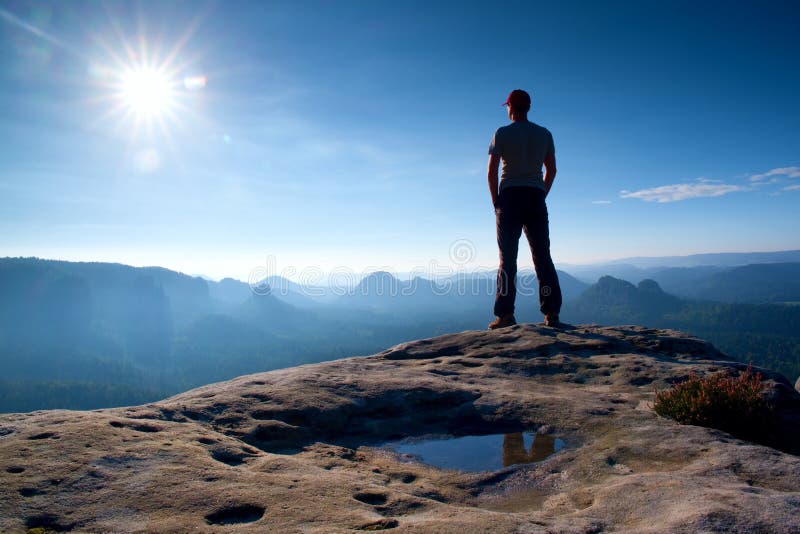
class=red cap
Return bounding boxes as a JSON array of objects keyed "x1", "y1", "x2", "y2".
[{"x1": 502, "y1": 89, "x2": 531, "y2": 108}]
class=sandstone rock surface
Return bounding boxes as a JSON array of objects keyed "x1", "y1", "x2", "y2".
[{"x1": 2, "y1": 325, "x2": 800, "y2": 533}]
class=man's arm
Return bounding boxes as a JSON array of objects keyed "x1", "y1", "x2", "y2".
[
  {"x1": 488, "y1": 153, "x2": 500, "y2": 207},
  {"x1": 543, "y1": 150, "x2": 557, "y2": 196}
]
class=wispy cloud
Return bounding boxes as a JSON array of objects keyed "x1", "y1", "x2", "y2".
[
  {"x1": 620, "y1": 182, "x2": 743, "y2": 203},
  {"x1": 749, "y1": 166, "x2": 800, "y2": 182},
  {"x1": 783, "y1": 184, "x2": 800, "y2": 192},
  {"x1": 591, "y1": 200, "x2": 612, "y2": 204}
]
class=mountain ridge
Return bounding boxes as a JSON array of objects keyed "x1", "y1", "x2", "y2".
[{"x1": 4, "y1": 257, "x2": 800, "y2": 412}]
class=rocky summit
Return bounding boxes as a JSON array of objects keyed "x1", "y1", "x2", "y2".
[{"x1": 2, "y1": 325, "x2": 800, "y2": 533}]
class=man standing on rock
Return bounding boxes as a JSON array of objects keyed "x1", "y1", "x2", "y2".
[{"x1": 488, "y1": 89, "x2": 562, "y2": 329}]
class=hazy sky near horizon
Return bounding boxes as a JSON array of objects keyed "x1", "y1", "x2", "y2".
[{"x1": 1, "y1": 0, "x2": 798, "y2": 280}]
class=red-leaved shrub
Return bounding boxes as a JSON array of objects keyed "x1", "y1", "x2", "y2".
[{"x1": 654, "y1": 365, "x2": 774, "y2": 441}]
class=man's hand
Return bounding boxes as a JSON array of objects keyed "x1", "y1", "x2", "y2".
[
  {"x1": 543, "y1": 150, "x2": 557, "y2": 197},
  {"x1": 488, "y1": 153, "x2": 500, "y2": 207}
]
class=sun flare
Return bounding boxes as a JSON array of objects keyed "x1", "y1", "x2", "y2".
[
  {"x1": 90, "y1": 28, "x2": 207, "y2": 140},
  {"x1": 119, "y1": 67, "x2": 175, "y2": 117}
]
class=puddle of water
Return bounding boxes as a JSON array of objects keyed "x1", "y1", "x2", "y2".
[{"x1": 381, "y1": 431, "x2": 564, "y2": 472}]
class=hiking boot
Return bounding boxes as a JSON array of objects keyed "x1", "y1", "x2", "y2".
[
  {"x1": 489, "y1": 314, "x2": 517, "y2": 330},
  {"x1": 544, "y1": 314, "x2": 560, "y2": 327}
]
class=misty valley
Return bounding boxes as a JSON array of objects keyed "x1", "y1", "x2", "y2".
[{"x1": 2, "y1": 256, "x2": 800, "y2": 413}]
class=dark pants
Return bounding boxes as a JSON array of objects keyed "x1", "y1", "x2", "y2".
[{"x1": 494, "y1": 186, "x2": 562, "y2": 317}]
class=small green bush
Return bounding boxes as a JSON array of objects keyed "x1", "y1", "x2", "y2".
[{"x1": 654, "y1": 365, "x2": 774, "y2": 441}]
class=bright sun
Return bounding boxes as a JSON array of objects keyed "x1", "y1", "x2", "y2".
[
  {"x1": 92, "y1": 34, "x2": 206, "y2": 138},
  {"x1": 120, "y1": 67, "x2": 175, "y2": 117}
]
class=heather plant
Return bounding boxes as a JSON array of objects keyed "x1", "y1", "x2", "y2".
[{"x1": 654, "y1": 366, "x2": 774, "y2": 441}]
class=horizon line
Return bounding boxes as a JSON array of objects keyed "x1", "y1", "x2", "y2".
[{"x1": 2, "y1": 247, "x2": 799, "y2": 284}]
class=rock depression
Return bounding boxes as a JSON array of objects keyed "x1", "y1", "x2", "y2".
[{"x1": 2, "y1": 325, "x2": 800, "y2": 532}]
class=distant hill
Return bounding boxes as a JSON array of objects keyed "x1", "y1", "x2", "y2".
[
  {"x1": 554, "y1": 270, "x2": 592, "y2": 301},
  {"x1": 208, "y1": 277, "x2": 252, "y2": 309},
  {"x1": 567, "y1": 276, "x2": 682, "y2": 325},
  {"x1": 643, "y1": 265, "x2": 728, "y2": 293},
  {"x1": 562, "y1": 249, "x2": 800, "y2": 282},
  {"x1": 0, "y1": 258, "x2": 322, "y2": 411},
  {"x1": 338, "y1": 269, "x2": 588, "y2": 322},
  {"x1": 620, "y1": 262, "x2": 800, "y2": 303},
  {"x1": 565, "y1": 261, "x2": 800, "y2": 305},
  {"x1": 563, "y1": 275, "x2": 800, "y2": 381},
  {"x1": 261, "y1": 275, "x2": 337, "y2": 307},
  {"x1": 2, "y1": 257, "x2": 799, "y2": 412},
  {"x1": 600, "y1": 249, "x2": 800, "y2": 268},
  {"x1": 0, "y1": 257, "x2": 212, "y2": 329},
  {"x1": 664, "y1": 263, "x2": 800, "y2": 303}
]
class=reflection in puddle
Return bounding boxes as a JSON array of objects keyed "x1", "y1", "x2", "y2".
[{"x1": 381, "y1": 431, "x2": 564, "y2": 472}]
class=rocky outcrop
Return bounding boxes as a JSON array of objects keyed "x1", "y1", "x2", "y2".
[{"x1": 2, "y1": 325, "x2": 799, "y2": 532}]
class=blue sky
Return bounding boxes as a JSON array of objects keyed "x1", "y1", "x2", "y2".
[{"x1": 1, "y1": 0, "x2": 798, "y2": 280}]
